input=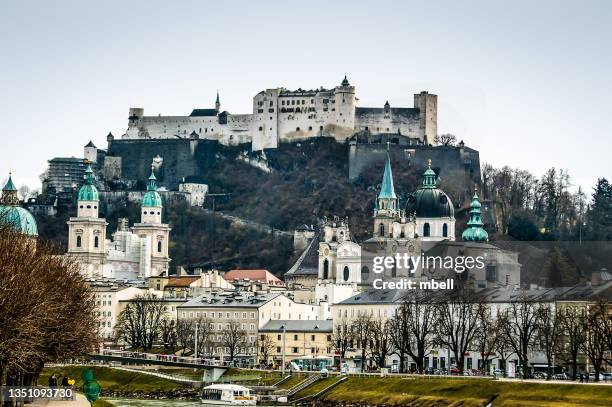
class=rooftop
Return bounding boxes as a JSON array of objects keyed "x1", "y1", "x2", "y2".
[
  {"x1": 260, "y1": 319, "x2": 332, "y2": 333},
  {"x1": 179, "y1": 291, "x2": 280, "y2": 308},
  {"x1": 224, "y1": 269, "x2": 283, "y2": 285}
]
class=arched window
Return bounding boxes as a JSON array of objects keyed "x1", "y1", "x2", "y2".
[
  {"x1": 94, "y1": 236, "x2": 99, "y2": 248},
  {"x1": 443, "y1": 223, "x2": 448, "y2": 237},
  {"x1": 323, "y1": 259, "x2": 329, "y2": 280},
  {"x1": 76, "y1": 235, "x2": 82, "y2": 248},
  {"x1": 361, "y1": 266, "x2": 370, "y2": 278},
  {"x1": 424, "y1": 223, "x2": 430, "y2": 237},
  {"x1": 343, "y1": 266, "x2": 350, "y2": 282},
  {"x1": 157, "y1": 241, "x2": 162, "y2": 253},
  {"x1": 379, "y1": 223, "x2": 385, "y2": 237}
]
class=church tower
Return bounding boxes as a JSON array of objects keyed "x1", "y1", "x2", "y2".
[
  {"x1": 132, "y1": 167, "x2": 171, "y2": 277},
  {"x1": 462, "y1": 187, "x2": 488, "y2": 242},
  {"x1": 67, "y1": 164, "x2": 107, "y2": 277},
  {"x1": 373, "y1": 151, "x2": 402, "y2": 238}
]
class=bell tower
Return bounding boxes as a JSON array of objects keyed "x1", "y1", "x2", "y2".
[
  {"x1": 132, "y1": 167, "x2": 171, "y2": 277},
  {"x1": 67, "y1": 164, "x2": 107, "y2": 277}
]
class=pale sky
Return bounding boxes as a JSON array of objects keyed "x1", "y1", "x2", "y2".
[{"x1": 1, "y1": 0, "x2": 610, "y2": 195}]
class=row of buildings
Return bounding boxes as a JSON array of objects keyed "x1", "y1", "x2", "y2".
[{"x1": 2, "y1": 151, "x2": 610, "y2": 374}]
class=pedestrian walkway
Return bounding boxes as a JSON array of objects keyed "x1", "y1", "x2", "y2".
[{"x1": 30, "y1": 392, "x2": 90, "y2": 406}]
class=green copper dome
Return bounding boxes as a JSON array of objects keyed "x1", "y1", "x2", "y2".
[
  {"x1": 406, "y1": 160, "x2": 454, "y2": 218},
  {"x1": 462, "y1": 188, "x2": 488, "y2": 242},
  {"x1": 142, "y1": 169, "x2": 162, "y2": 208},
  {"x1": 0, "y1": 172, "x2": 38, "y2": 236},
  {"x1": 0, "y1": 206, "x2": 38, "y2": 236},
  {"x1": 78, "y1": 165, "x2": 99, "y2": 201}
]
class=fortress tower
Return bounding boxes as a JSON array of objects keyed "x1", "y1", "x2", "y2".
[
  {"x1": 413, "y1": 91, "x2": 438, "y2": 145},
  {"x1": 67, "y1": 164, "x2": 108, "y2": 277}
]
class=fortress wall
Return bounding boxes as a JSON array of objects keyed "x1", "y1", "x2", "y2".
[
  {"x1": 106, "y1": 139, "x2": 219, "y2": 190},
  {"x1": 348, "y1": 143, "x2": 481, "y2": 200}
]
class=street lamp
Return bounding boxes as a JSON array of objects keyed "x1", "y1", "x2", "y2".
[
  {"x1": 194, "y1": 322, "x2": 199, "y2": 361},
  {"x1": 281, "y1": 325, "x2": 286, "y2": 376}
]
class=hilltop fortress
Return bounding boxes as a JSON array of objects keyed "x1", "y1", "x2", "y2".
[{"x1": 124, "y1": 76, "x2": 437, "y2": 151}]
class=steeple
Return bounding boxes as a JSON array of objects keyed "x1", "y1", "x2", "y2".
[
  {"x1": 215, "y1": 90, "x2": 221, "y2": 113},
  {"x1": 422, "y1": 159, "x2": 437, "y2": 189},
  {"x1": 142, "y1": 166, "x2": 163, "y2": 209},
  {"x1": 1, "y1": 171, "x2": 19, "y2": 205},
  {"x1": 462, "y1": 186, "x2": 488, "y2": 242},
  {"x1": 378, "y1": 152, "x2": 397, "y2": 201}
]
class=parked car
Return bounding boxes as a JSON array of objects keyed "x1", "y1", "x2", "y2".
[
  {"x1": 493, "y1": 369, "x2": 505, "y2": 377},
  {"x1": 589, "y1": 372, "x2": 605, "y2": 381},
  {"x1": 450, "y1": 367, "x2": 461, "y2": 375},
  {"x1": 553, "y1": 373, "x2": 568, "y2": 380},
  {"x1": 533, "y1": 372, "x2": 547, "y2": 379}
]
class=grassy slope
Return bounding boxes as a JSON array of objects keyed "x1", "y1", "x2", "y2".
[
  {"x1": 322, "y1": 377, "x2": 612, "y2": 407},
  {"x1": 39, "y1": 366, "x2": 190, "y2": 393},
  {"x1": 291, "y1": 376, "x2": 339, "y2": 400}
]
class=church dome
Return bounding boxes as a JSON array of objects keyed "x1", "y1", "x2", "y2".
[
  {"x1": 0, "y1": 173, "x2": 38, "y2": 236},
  {"x1": 0, "y1": 206, "x2": 38, "y2": 236},
  {"x1": 78, "y1": 165, "x2": 99, "y2": 201},
  {"x1": 142, "y1": 168, "x2": 162, "y2": 208},
  {"x1": 406, "y1": 160, "x2": 454, "y2": 218}
]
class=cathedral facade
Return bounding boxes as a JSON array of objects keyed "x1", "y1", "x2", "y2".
[{"x1": 67, "y1": 166, "x2": 171, "y2": 279}]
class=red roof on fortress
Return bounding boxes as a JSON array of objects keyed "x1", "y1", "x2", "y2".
[{"x1": 224, "y1": 269, "x2": 283, "y2": 286}]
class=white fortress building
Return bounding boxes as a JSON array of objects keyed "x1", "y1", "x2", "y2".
[{"x1": 123, "y1": 77, "x2": 437, "y2": 151}]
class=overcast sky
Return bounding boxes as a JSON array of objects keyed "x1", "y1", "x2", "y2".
[{"x1": 1, "y1": 0, "x2": 610, "y2": 195}]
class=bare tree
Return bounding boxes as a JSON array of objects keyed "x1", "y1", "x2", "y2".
[
  {"x1": 221, "y1": 321, "x2": 247, "y2": 365},
  {"x1": 474, "y1": 305, "x2": 499, "y2": 374},
  {"x1": 433, "y1": 133, "x2": 457, "y2": 146},
  {"x1": 493, "y1": 314, "x2": 513, "y2": 377},
  {"x1": 353, "y1": 314, "x2": 373, "y2": 372},
  {"x1": 434, "y1": 288, "x2": 481, "y2": 373},
  {"x1": 17, "y1": 184, "x2": 30, "y2": 201},
  {"x1": 369, "y1": 318, "x2": 393, "y2": 370},
  {"x1": 498, "y1": 294, "x2": 540, "y2": 379},
  {"x1": 557, "y1": 305, "x2": 587, "y2": 380},
  {"x1": 580, "y1": 302, "x2": 608, "y2": 381},
  {"x1": 0, "y1": 222, "x2": 97, "y2": 398},
  {"x1": 115, "y1": 292, "x2": 165, "y2": 351},
  {"x1": 391, "y1": 291, "x2": 437, "y2": 373},
  {"x1": 332, "y1": 318, "x2": 353, "y2": 363},
  {"x1": 192, "y1": 317, "x2": 214, "y2": 358},
  {"x1": 175, "y1": 319, "x2": 194, "y2": 355},
  {"x1": 536, "y1": 304, "x2": 562, "y2": 379},
  {"x1": 159, "y1": 318, "x2": 177, "y2": 352},
  {"x1": 258, "y1": 334, "x2": 276, "y2": 366}
]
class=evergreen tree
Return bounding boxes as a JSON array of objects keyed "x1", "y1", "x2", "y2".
[{"x1": 586, "y1": 178, "x2": 612, "y2": 240}]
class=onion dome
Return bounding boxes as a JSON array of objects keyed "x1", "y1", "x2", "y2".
[
  {"x1": 142, "y1": 167, "x2": 162, "y2": 207},
  {"x1": 462, "y1": 187, "x2": 488, "y2": 242},
  {"x1": 78, "y1": 165, "x2": 99, "y2": 201},
  {"x1": 406, "y1": 159, "x2": 454, "y2": 218},
  {"x1": 0, "y1": 172, "x2": 38, "y2": 236},
  {"x1": 341, "y1": 75, "x2": 350, "y2": 87}
]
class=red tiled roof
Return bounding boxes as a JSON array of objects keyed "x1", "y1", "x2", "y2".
[
  {"x1": 224, "y1": 269, "x2": 283, "y2": 285},
  {"x1": 165, "y1": 276, "x2": 200, "y2": 287}
]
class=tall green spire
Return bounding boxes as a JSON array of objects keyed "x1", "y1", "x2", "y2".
[
  {"x1": 422, "y1": 159, "x2": 437, "y2": 188},
  {"x1": 378, "y1": 152, "x2": 397, "y2": 200},
  {"x1": 462, "y1": 186, "x2": 488, "y2": 242},
  {"x1": 78, "y1": 164, "x2": 99, "y2": 201},
  {"x1": 147, "y1": 167, "x2": 157, "y2": 191},
  {"x1": 3, "y1": 172, "x2": 16, "y2": 192}
]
